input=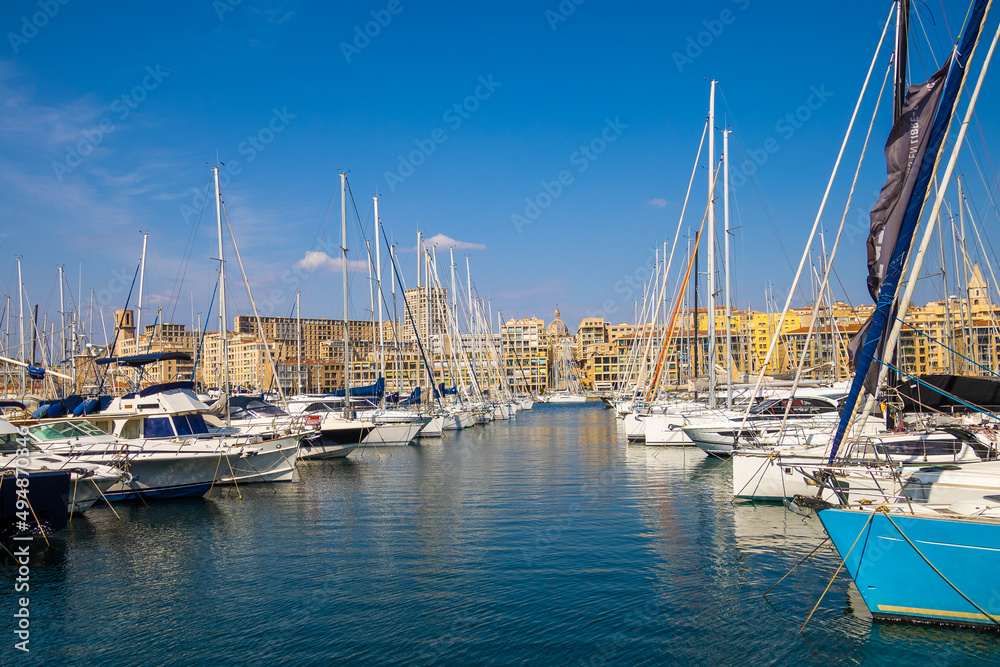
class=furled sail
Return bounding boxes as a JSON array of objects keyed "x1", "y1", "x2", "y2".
[
  {"x1": 830, "y1": 0, "x2": 990, "y2": 464},
  {"x1": 848, "y1": 65, "x2": 948, "y2": 391},
  {"x1": 865, "y1": 62, "x2": 949, "y2": 300}
]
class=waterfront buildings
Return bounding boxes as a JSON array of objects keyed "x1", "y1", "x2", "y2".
[{"x1": 26, "y1": 264, "x2": 998, "y2": 398}]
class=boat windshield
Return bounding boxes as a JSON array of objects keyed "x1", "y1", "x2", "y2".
[
  {"x1": 27, "y1": 421, "x2": 107, "y2": 441},
  {"x1": 232, "y1": 401, "x2": 287, "y2": 419},
  {"x1": 0, "y1": 434, "x2": 38, "y2": 453},
  {"x1": 173, "y1": 414, "x2": 210, "y2": 436},
  {"x1": 302, "y1": 402, "x2": 338, "y2": 414},
  {"x1": 749, "y1": 398, "x2": 836, "y2": 416}
]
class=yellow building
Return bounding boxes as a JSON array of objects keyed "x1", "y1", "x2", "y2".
[{"x1": 501, "y1": 316, "x2": 549, "y2": 394}]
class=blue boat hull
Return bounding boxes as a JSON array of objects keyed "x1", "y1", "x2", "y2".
[
  {"x1": 103, "y1": 482, "x2": 213, "y2": 502},
  {"x1": 819, "y1": 508, "x2": 1000, "y2": 630}
]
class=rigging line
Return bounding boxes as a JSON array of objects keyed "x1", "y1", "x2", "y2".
[
  {"x1": 939, "y1": 0, "x2": 956, "y2": 43},
  {"x1": 224, "y1": 199, "x2": 286, "y2": 401},
  {"x1": 956, "y1": 138, "x2": 1000, "y2": 256},
  {"x1": 744, "y1": 3, "x2": 896, "y2": 426},
  {"x1": 881, "y1": 509, "x2": 1000, "y2": 627},
  {"x1": 960, "y1": 174, "x2": 1000, "y2": 268},
  {"x1": 878, "y1": 357, "x2": 1000, "y2": 421},
  {"x1": 912, "y1": 1, "x2": 939, "y2": 75},
  {"x1": 776, "y1": 54, "x2": 894, "y2": 435},
  {"x1": 168, "y1": 171, "x2": 213, "y2": 324},
  {"x1": 893, "y1": 315, "x2": 1000, "y2": 377},
  {"x1": 963, "y1": 191, "x2": 1000, "y2": 305},
  {"x1": 718, "y1": 87, "x2": 795, "y2": 275}
]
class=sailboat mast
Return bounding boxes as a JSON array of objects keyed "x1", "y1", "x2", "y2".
[
  {"x1": 58, "y1": 266, "x2": 65, "y2": 373},
  {"x1": 707, "y1": 79, "x2": 717, "y2": 408},
  {"x1": 341, "y1": 172, "x2": 351, "y2": 417},
  {"x1": 894, "y1": 0, "x2": 910, "y2": 121},
  {"x1": 296, "y1": 291, "x2": 302, "y2": 394},
  {"x1": 374, "y1": 196, "x2": 384, "y2": 382},
  {"x1": 214, "y1": 168, "x2": 229, "y2": 414},
  {"x1": 723, "y1": 128, "x2": 732, "y2": 409},
  {"x1": 17, "y1": 257, "x2": 24, "y2": 364},
  {"x1": 137, "y1": 232, "x2": 148, "y2": 357},
  {"x1": 939, "y1": 223, "x2": 955, "y2": 373},
  {"x1": 390, "y1": 244, "x2": 400, "y2": 397},
  {"x1": 958, "y1": 177, "x2": 976, "y2": 369}
]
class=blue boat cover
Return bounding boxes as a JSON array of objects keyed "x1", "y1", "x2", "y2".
[
  {"x1": 327, "y1": 377, "x2": 385, "y2": 399},
  {"x1": 95, "y1": 352, "x2": 192, "y2": 367}
]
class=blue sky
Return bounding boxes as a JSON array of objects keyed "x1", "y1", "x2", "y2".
[{"x1": 2, "y1": 0, "x2": 999, "y2": 344}]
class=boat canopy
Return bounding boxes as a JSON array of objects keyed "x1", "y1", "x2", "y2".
[
  {"x1": 895, "y1": 374, "x2": 1000, "y2": 412},
  {"x1": 95, "y1": 352, "x2": 192, "y2": 367},
  {"x1": 120, "y1": 380, "x2": 197, "y2": 399},
  {"x1": 326, "y1": 377, "x2": 385, "y2": 398},
  {"x1": 387, "y1": 386, "x2": 421, "y2": 406}
]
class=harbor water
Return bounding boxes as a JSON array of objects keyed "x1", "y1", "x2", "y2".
[{"x1": 11, "y1": 402, "x2": 1000, "y2": 665}]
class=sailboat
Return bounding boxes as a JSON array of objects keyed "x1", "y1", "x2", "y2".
[
  {"x1": 545, "y1": 313, "x2": 587, "y2": 403},
  {"x1": 809, "y1": 0, "x2": 1000, "y2": 630}
]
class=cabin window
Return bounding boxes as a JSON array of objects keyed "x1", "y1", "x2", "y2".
[
  {"x1": 143, "y1": 417, "x2": 175, "y2": 438},
  {"x1": 121, "y1": 420, "x2": 141, "y2": 440},
  {"x1": 92, "y1": 420, "x2": 113, "y2": 434},
  {"x1": 173, "y1": 414, "x2": 208, "y2": 435}
]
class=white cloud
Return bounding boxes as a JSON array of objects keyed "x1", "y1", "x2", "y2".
[
  {"x1": 421, "y1": 233, "x2": 486, "y2": 251},
  {"x1": 647, "y1": 198, "x2": 668, "y2": 208},
  {"x1": 294, "y1": 250, "x2": 368, "y2": 273}
]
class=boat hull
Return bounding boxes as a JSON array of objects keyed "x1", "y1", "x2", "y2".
[
  {"x1": 299, "y1": 427, "x2": 371, "y2": 460},
  {"x1": 819, "y1": 508, "x2": 1000, "y2": 630},
  {"x1": 221, "y1": 435, "x2": 300, "y2": 483},
  {"x1": 361, "y1": 422, "x2": 423, "y2": 447},
  {"x1": 0, "y1": 470, "x2": 70, "y2": 537}
]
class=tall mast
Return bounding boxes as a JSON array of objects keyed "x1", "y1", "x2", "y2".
[
  {"x1": 692, "y1": 239, "x2": 699, "y2": 390},
  {"x1": 939, "y1": 223, "x2": 954, "y2": 373},
  {"x1": 16, "y1": 257, "x2": 24, "y2": 364},
  {"x1": 58, "y1": 266, "x2": 65, "y2": 370},
  {"x1": 296, "y1": 291, "x2": 302, "y2": 395},
  {"x1": 136, "y1": 232, "x2": 148, "y2": 356},
  {"x1": 450, "y1": 247, "x2": 458, "y2": 388},
  {"x1": 707, "y1": 79, "x2": 717, "y2": 408},
  {"x1": 374, "y1": 196, "x2": 384, "y2": 383},
  {"x1": 894, "y1": 0, "x2": 910, "y2": 122},
  {"x1": 390, "y1": 244, "x2": 400, "y2": 397},
  {"x1": 416, "y1": 231, "x2": 423, "y2": 288},
  {"x1": 340, "y1": 172, "x2": 351, "y2": 417},
  {"x1": 958, "y1": 177, "x2": 975, "y2": 369},
  {"x1": 425, "y1": 248, "x2": 431, "y2": 392},
  {"x1": 723, "y1": 128, "x2": 733, "y2": 409},
  {"x1": 214, "y1": 167, "x2": 229, "y2": 416}
]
